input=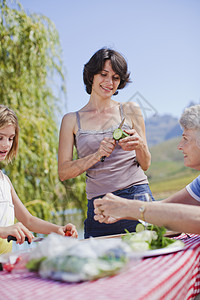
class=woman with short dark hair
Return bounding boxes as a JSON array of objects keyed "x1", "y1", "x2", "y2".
[{"x1": 58, "y1": 47, "x2": 153, "y2": 238}]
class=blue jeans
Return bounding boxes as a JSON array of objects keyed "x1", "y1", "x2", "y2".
[{"x1": 84, "y1": 184, "x2": 154, "y2": 239}]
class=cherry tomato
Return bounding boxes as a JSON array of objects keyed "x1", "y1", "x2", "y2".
[
  {"x1": 3, "y1": 263, "x2": 14, "y2": 272},
  {"x1": 65, "y1": 231, "x2": 72, "y2": 237}
]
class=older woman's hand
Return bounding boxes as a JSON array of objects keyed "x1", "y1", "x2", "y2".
[
  {"x1": 94, "y1": 193, "x2": 130, "y2": 223},
  {"x1": 118, "y1": 129, "x2": 145, "y2": 151},
  {"x1": 94, "y1": 215, "x2": 118, "y2": 224}
]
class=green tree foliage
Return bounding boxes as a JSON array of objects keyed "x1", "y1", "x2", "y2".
[
  {"x1": 25, "y1": 199, "x2": 56, "y2": 221},
  {"x1": 0, "y1": 0, "x2": 66, "y2": 221},
  {"x1": 0, "y1": 0, "x2": 88, "y2": 224}
]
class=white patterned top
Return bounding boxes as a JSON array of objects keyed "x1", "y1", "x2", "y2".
[{"x1": 0, "y1": 170, "x2": 15, "y2": 227}]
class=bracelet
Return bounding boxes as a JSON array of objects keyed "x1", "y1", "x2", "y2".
[{"x1": 139, "y1": 204, "x2": 146, "y2": 222}]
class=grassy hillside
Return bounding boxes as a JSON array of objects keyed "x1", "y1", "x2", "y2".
[{"x1": 146, "y1": 137, "x2": 199, "y2": 199}]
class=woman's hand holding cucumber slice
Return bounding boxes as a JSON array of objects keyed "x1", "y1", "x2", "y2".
[
  {"x1": 112, "y1": 124, "x2": 150, "y2": 171},
  {"x1": 97, "y1": 137, "x2": 116, "y2": 161},
  {"x1": 118, "y1": 128, "x2": 145, "y2": 152}
]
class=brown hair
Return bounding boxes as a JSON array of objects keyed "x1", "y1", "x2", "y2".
[
  {"x1": 83, "y1": 48, "x2": 131, "y2": 95},
  {"x1": 0, "y1": 105, "x2": 19, "y2": 162}
]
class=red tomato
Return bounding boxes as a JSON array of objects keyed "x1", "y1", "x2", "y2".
[
  {"x1": 3, "y1": 263, "x2": 14, "y2": 272},
  {"x1": 65, "y1": 231, "x2": 72, "y2": 237}
]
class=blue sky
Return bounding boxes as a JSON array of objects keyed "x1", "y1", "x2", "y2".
[{"x1": 19, "y1": 0, "x2": 200, "y2": 120}]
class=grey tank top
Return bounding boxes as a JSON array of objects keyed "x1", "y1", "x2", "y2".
[{"x1": 75, "y1": 104, "x2": 148, "y2": 199}]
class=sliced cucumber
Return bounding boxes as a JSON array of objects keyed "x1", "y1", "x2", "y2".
[
  {"x1": 113, "y1": 128, "x2": 129, "y2": 140},
  {"x1": 135, "y1": 223, "x2": 145, "y2": 233}
]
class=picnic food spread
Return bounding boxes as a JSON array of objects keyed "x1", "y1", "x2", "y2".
[
  {"x1": 122, "y1": 224, "x2": 184, "y2": 252},
  {"x1": 0, "y1": 224, "x2": 184, "y2": 282}
]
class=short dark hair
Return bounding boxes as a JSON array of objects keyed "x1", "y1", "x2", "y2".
[{"x1": 83, "y1": 48, "x2": 131, "y2": 95}]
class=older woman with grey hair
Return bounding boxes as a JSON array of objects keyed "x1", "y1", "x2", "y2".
[{"x1": 94, "y1": 105, "x2": 200, "y2": 234}]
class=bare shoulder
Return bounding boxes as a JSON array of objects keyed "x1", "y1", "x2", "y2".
[
  {"x1": 122, "y1": 102, "x2": 144, "y2": 127},
  {"x1": 62, "y1": 112, "x2": 77, "y2": 124},
  {"x1": 123, "y1": 101, "x2": 141, "y2": 115},
  {"x1": 60, "y1": 112, "x2": 78, "y2": 134}
]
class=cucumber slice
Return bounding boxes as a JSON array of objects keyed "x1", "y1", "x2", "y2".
[
  {"x1": 135, "y1": 223, "x2": 145, "y2": 233},
  {"x1": 113, "y1": 128, "x2": 129, "y2": 140},
  {"x1": 113, "y1": 128, "x2": 123, "y2": 140}
]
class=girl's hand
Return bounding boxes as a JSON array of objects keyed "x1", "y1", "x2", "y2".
[
  {"x1": 0, "y1": 223, "x2": 34, "y2": 244},
  {"x1": 96, "y1": 137, "x2": 116, "y2": 160},
  {"x1": 118, "y1": 129, "x2": 144, "y2": 151},
  {"x1": 57, "y1": 223, "x2": 78, "y2": 238}
]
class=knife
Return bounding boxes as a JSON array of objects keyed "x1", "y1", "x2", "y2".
[
  {"x1": 100, "y1": 117, "x2": 125, "y2": 162},
  {"x1": 7, "y1": 235, "x2": 44, "y2": 244}
]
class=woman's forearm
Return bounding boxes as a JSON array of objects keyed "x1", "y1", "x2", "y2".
[
  {"x1": 58, "y1": 151, "x2": 100, "y2": 181},
  {"x1": 130, "y1": 201, "x2": 200, "y2": 234},
  {"x1": 135, "y1": 144, "x2": 151, "y2": 171},
  {"x1": 94, "y1": 194, "x2": 200, "y2": 235}
]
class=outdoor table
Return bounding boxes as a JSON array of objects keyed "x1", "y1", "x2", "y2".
[{"x1": 1, "y1": 234, "x2": 200, "y2": 300}]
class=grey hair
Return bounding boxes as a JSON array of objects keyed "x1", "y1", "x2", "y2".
[
  {"x1": 179, "y1": 104, "x2": 200, "y2": 148},
  {"x1": 179, "y1": 105, "x2": 200, "y2": 130}
]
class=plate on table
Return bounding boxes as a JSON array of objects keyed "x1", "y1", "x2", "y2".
[
  {"x1": 128, "y1": 244, "x2": 185, "y2": 258},
  {"x1": 91, "y1": 232, "x2": 185, "y2": 258},
  {"x1": 92, "y1": 231, "x2": 182, "y2": 240}
]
